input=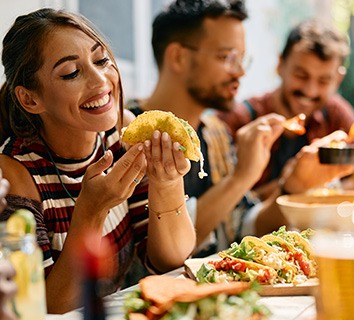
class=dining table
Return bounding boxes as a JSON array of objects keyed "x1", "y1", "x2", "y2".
[{"x1": 45, "y1": 262, "x2": 318, "y2": 320}]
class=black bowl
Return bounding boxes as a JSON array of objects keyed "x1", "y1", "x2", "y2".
[{"x1": 319, "y1": 144, "x2": 354, "y2": 164}]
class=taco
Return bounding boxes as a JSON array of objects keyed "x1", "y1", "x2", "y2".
[
  {"x1": 122, "y1": 110, "x2": 201, "y2": 161},
  {"x1": 261, "y1": 234, "x2": 316, "y2": 279},
  {"x1": 122, "y1": 110, "x2": 208, "y2": 179},
  {"x1": 236, "y1": 236, "x2": 298, "y2": 283},
  {"x1": 271, "y1": 226, "x2": 315, "y2": 260},
  {"x1": 196, "y1": 252, "x2": 278, "y2": 285}
]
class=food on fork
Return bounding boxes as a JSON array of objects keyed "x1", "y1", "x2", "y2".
[
  {"x1": 121, "y1": 110, "x2": 208, "y2": 178},
  {"x1": 123, "y1": 275, "x2": 270, "y2": 320},
  {"x1": 281, "y1": 113, "x2": 306, "y2": 135}
]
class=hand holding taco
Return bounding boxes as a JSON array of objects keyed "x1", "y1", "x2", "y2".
[{"x1": 122, "y1": 110, "x2": 208, "y2": 178}]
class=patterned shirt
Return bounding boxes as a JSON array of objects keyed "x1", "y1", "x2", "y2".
[
  {"x1": 219, "y1": 92, "x2": 354, "y2": 188},
  {"x1": 0, "y1": 127, "x2": 149, "y2": 287}
]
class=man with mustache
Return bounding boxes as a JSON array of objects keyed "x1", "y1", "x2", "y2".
[{"x1": 219, "y1": 20, "x2": 354, "y2": 200}]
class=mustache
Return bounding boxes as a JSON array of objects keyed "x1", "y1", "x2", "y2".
[
  {"x1": 223, "y1": 78, "x2": 240, "y2": 87},
  {"x1": 293, "y1": 90, "x2": 320, "y2": 103}
]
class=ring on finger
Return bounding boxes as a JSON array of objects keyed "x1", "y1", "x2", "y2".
[{"x1": 133, "y1": 178, "x2": 139, "y2": 184}]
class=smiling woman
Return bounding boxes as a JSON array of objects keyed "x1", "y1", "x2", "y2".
[{"x1": 0, "y1": 8, "x2": 196, "y2": 314}]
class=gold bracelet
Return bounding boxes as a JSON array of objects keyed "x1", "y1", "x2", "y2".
[{"x1": 145, "y1": 195, "x2": 189, "y2": 219}]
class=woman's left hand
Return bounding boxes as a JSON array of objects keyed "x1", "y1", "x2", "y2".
[{"x1": 143, "y1": 131, "x2": 190, "y2": 185}]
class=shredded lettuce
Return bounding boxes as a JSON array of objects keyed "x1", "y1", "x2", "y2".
[
  {"x1": 196, "y1": 263, "x2": 218, "y2": 284},
  {"x1": 223, "y1": 242, "x2": 256, "y2": 261}
]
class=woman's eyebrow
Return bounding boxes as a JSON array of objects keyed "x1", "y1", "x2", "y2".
[
  {"x1": 53, "y1": 55, "x2": 78, "y2": 70},
  {"x1": 91, "y1": 42, "x2": 101, "y2": 52},
  {"x1": 52, "y1": 42, "x2": 102, "y2": 70}
]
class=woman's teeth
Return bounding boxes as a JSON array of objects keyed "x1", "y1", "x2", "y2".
[{"x1": 81, "y1": 94, "x2": 109, "y2": 109}]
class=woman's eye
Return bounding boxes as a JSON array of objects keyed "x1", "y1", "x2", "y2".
[
  {"x1": 95, "y1": 57, "x2": 110, "y2": 66},
  {"x1": 61, "y1": 70, "x2": 79, "y2": 80}
]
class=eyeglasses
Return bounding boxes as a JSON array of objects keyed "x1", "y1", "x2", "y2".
[{"x1": 181, "y1": 44, "x2": 252, "y2": 73}]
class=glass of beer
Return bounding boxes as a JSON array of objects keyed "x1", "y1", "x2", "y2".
[{"x1": 311, "y1": 231, "x2": 354, "y2": 320}]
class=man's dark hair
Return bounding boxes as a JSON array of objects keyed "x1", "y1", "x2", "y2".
[
  {"x1": 281, "y1": 19, "x2": 350, "y2": 64},
  {"x1": 152, "y1": 0, "x2": 248, "y2": 68}
]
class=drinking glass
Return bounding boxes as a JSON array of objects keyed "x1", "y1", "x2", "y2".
[
  {"x1": 0, "y1": 225, "x2": 46, "y2": 320},
  {"x1": 311, "y1": 231, "x2": 354, "y2": 320}
]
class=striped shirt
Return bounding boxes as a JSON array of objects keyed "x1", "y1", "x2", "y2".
[{"x1": 0, "y1": 127, "x2": 149, "y2": 286}]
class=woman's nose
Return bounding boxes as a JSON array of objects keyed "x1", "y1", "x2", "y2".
[{"x1": 86, "y1": 67, "x2": 106, "y2": 89}]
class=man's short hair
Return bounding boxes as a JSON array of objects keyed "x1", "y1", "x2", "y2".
[
  {"x1": 281, "y1": 19, "x2": 350, "y2": 65},
  {"x1": 152, "y1": 0, "x2": 248, "y2": 68}
]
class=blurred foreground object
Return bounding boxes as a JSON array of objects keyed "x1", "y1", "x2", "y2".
[
  {"x1": 311, "y1": 231, "x2": 354, "y2": 319},
  {"x1": 1, "y1": 209, "x2": 47, "y2": 319},
  {"x1": 124, "y1": 275, "x2": 270, "y2": 319}
]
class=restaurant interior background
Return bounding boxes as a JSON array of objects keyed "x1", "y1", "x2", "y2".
[{"x1": 1, "y1": 0, "x2": 353, "y2": 106}]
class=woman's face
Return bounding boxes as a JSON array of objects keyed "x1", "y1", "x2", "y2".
[{"x1": 31, "y1": 26, "x2": 120, "y2": 137}]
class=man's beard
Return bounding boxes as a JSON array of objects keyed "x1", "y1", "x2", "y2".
[{"x1": 187, "y1": 84, "x2": 235, "y2": 112}]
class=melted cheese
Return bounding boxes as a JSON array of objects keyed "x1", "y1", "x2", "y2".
[{"x1": 198, "y1": 148, "x2": 208, "y2": 179}]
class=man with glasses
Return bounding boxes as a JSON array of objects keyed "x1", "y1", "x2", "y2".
[
  {"x1": 126, "y1": 0, "x2": 286, "y2": 257},
  {"x1": 123, "y1": 1, "x2": 354, "y2": 287},
  {"x1": 219, "y1": 20, "x2": 354, "y2": 200}
]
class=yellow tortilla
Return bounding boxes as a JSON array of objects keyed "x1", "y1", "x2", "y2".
[
  {"x1": 218, "y1": 251, "x2": 278, "y2": 278},
  {"x1": 241, "y1": 236, "x2": 298, "y2": 276},
  {"x1": 285, "y1": 231, "x2": 315, "y2": 260},
  {"x1": 122, "y1": 110, "x2": 201, "y2": 161},
  {"x1": 261, "y1": 234, "x2": 317, "y2": 278}
]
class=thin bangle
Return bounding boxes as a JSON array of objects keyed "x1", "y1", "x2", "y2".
[{"x1": 145, "y1": 195, "x2": 189, "y2": 219}]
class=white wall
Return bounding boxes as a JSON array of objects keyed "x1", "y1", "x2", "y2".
[
  {"x1": 0, "y1": 0, "x2": 78, "y2": 82},
  {"x1": 0, "y1": 0, "x2": 332, "y2": 102},
  {"x1": 239, "y1": 0, "x2": 332, "y2": 101}
]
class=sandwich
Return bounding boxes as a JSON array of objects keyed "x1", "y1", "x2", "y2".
[
  {"x1": 123, "y1": 275, "x2": 270, "y2": 320},
  {"x1": 121, "y1": 110, "x2": 207, "y2": 178}
]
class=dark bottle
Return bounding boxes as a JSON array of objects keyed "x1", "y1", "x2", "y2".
[
  {"x1": 82, "y1": 275, "x2": 106, "y2": 320},
  {"x1": 80, "y1": 233, "x2": 114, "y2": 320}
]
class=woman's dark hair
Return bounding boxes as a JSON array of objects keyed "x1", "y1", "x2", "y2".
[
  {"x1": 0, "y1": 8, "x2": 123, "y2": 144},
  {"x1": 152, "y1": 0, "x2": 248, "y2": 69}
]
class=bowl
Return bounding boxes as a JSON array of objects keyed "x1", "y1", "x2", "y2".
[
  {"x1": 319, "y1": 144, "x2": 354, "y2": 164},
  {"x1": 276, "y1": 192, "x2": 354, "y2": 231}
]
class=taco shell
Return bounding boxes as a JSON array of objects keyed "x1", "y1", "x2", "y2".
[
  {"x1": 241, "y1": 236, "x2": 298, "y2": 278},
  {"x1": 218, "y1": 252, "x2": 278, "y2": 278},
  {"x1": 122, "y1": 110, "x2": 201, "y2": 161},
  {"x1": 284, "y1": 231, "x2": 315, "y2": 260},
  {"x1": 261, "y1": 234, "x2": 316, "y2": 277},
  {"x1": 241, "y1": 236, "x2": 279, "y2": 254}
]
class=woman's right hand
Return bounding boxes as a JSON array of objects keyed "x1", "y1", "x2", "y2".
[{"x1": 77, "y1": 144, "x2": 147, "y2": 218}]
